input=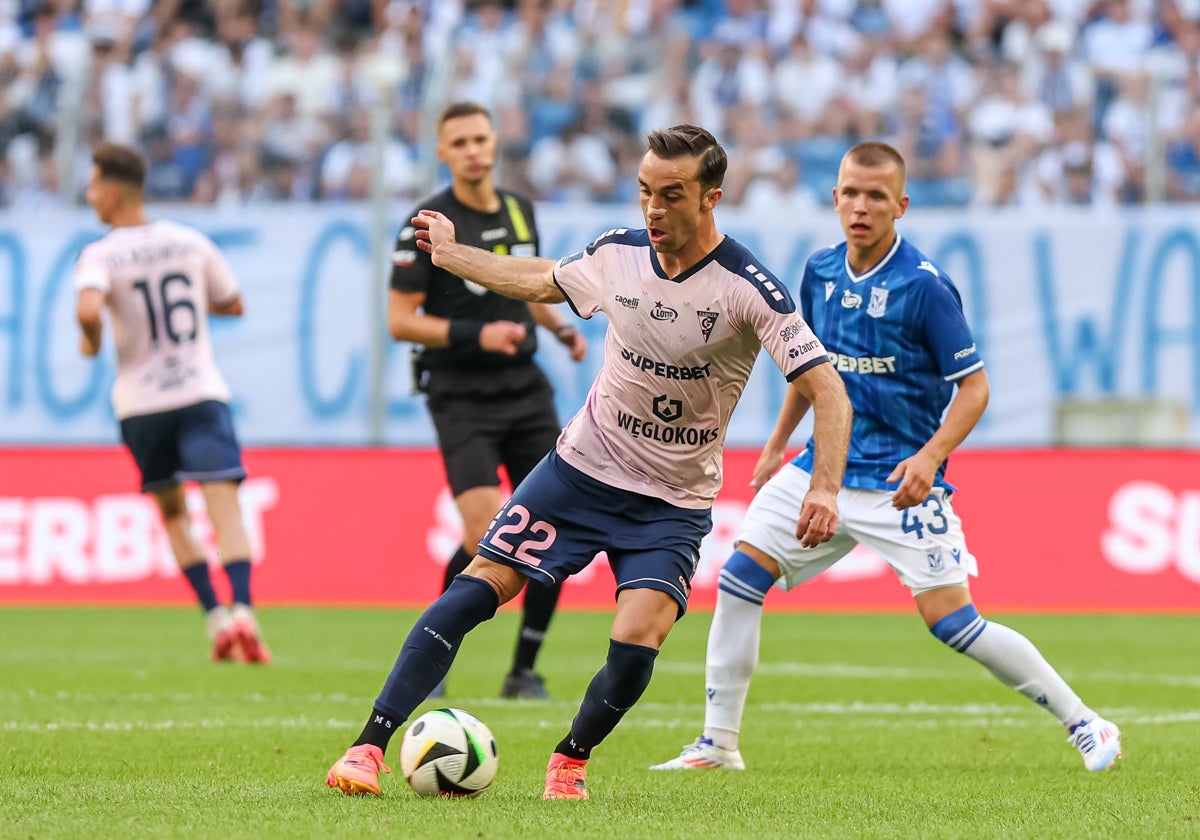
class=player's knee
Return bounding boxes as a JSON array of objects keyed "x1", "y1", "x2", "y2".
[
  {"x1": 603, "y1": 639, "x2": 658, "y2": 709},
  {"x1": 929, "y1": 603, "x2": 987, "y2": 652},
  {"x1": 153, "y1": 488, "x2": 187, "y2": 520},
  {"x1": 719, "y1": 549, "x2": 778, "y2": 605},
  {"x1": 462, "y1": 558, "x2": 526, "y2": 605}
]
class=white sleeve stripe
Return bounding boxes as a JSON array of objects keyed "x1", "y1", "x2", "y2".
[{"x1": 945, "y1": 361, "x2": 985, "y2": 381}]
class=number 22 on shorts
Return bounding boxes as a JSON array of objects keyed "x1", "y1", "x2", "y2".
[{"x1": 486, "y1": 504, "x2": 557, "y2": 566}]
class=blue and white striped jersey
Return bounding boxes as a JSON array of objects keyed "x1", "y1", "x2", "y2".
[{"x1": 792, "y1": 235, "x2": 983, "y2": 490}]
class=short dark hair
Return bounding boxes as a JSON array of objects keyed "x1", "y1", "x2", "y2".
[
  {"x1": 844, "y1": 141, "x2": 907, "y2": 182},
  {"x1": 92, "y1": 142, "x2": 146, "y2": 189},
  {"x1": 646, "y1": 125, "x2": 728, "y2": 191},
  {"x1": 438, "y1": 101, "x2": 492, "y2": 131}
]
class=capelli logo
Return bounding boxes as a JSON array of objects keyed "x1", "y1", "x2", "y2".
[{"x1": 651, "y1": 302, "x2": 678, "y2": 322}]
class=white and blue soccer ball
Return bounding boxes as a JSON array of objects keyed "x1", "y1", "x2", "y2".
[{"x1": 399, "y1": 708, "x2": 499, "y2": 797}]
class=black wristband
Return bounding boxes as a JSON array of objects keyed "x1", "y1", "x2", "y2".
[
  {"x1": 448, "y1": 320, "x2": 484, "y2": 347},
  {"x1": 554, "y1": 324, "x2": 575, "y2": 338}
]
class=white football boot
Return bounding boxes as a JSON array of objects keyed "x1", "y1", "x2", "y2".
[{"x1": 649, "y1": 736, "x2": 745, "y2": 770}]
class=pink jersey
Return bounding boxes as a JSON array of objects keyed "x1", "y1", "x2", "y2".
[
  {"x1": 73, "y1": 220, "x2": 240, "y2": 419},
  {"x1": 552, "y1": 229, "x2": 829, "y2": 509}
]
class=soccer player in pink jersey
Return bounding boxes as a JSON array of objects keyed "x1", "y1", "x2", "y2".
[
  {"x1": 74, "y1": 142, "x2": 269, "y2": 664},
  {"x1": 325, "y1": 125, "x2": 852, "y2": 799}
]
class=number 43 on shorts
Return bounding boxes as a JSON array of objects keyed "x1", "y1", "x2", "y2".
[{"x1": 900, "y1": 494, "x2": 949, "y2": 540}]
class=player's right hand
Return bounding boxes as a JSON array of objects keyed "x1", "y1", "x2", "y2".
[
  {"x1": 795, "y1": 487, "x2": 838, "y2": 547},
  {"x1": 479, "y1": 321, "x2": 528, "y2": 355},
  {"x1": 750, "y1": 445, "x2": 786, "y2": 490},
  {"x1": 412, "y1": 210, "x2": 457, "y2": 260}
]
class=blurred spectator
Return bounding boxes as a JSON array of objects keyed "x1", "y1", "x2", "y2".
[
  {"x1": 1023, "y1": 19, "x2": 1094, "y2": 117},
  {"x1": 8, "y1": 2, "x2": 86, "y2": 149},
  {"x1": 206, "y1": 7, "x2": 274, "y2": 113},
  {"x1": 884, "y1": 0, "x2": 955, "y2": 47},
  {"x1": 1025, "y1": 110, "x2": 1125, "y2": 204},
  {"x1": 773, "y1": 32, "x2": 844, "y2": 140},
  {"x1": 739, "y1": 152, "x2": 821, "y2": 213},
  {"x1": 79, "y1": 24, "x2": 137, "y2": 145},
  {"x1": 319, "y1": 106, "x2": 416, "y2": 201},
  {"x1": 247, "y1": 147, "x2": 308, "y2": 202},
  {"x1": 1101, "y1": 73, "x2": 1154, "y2": 200},
  {"x1": 8, "y1": 132, "x2": 62, "y2": 209},
  {"x1": 259, "y1": 90, "x2": 325, "y2": 181},
  {"x1": 887, "y1": 82, "x2": 971, "y2": 205},
  {"x1": 899, "y1": 28, "x2": 978, "y2": 123},
  {"x1": 1165, "y1": 109, "x2": 1200, "y2": 200},
  {"x1": 141, "y1": 121, "x2": 191, "y2": 200},
  {"x1": 600, "y1": 0, "x2": 694, "y2": 138},
  {"x1": 81, "y1": 0, "x2": 148, "y2": 62},
  {"x1": 510, "y1": 0, "x2": 580, "y2": 147},
  {"x1": 525, "y1": 123, "x2": 615, "y2": 202},
  {"x1": 689, "y1": 27, "x2": 771, "y2": 140},
  {"x1": 1082, "y1": 0, "x2": 1153, "y2": 135},
  {"x1": 265, "y1": 14, "x2": 340, "y2": 121},
  {"x1": 967, "y1": 60, "x2": 1054, "y2": 205}
]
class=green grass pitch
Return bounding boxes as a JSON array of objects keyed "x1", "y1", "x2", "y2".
[{"x1": 1, "y1": 607, "x2": 1196, "y2": 839}]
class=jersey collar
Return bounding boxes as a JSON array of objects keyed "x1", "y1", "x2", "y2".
[{"x1": 845, "y1": 234, "x2": 902, "y2": 284}]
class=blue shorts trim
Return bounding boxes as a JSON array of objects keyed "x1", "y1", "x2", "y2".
[
  {"x1": 476, "y1": 451, "x2": 711, "y2": 616},
  {"x1": 119, "y1": 400, "x2": 246, "y2": 493}
]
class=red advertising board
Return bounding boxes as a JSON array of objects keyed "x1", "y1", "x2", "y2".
[{"x1": 0, "y1": 447, "x2": 1196, "y2": 611}]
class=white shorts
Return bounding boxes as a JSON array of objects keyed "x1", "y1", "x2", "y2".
[{"x1": 737, "y1": 464, "x2": 979, "y2": 593}]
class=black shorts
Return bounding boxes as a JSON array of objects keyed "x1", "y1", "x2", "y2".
[
  {"x1": 119, "y1": 400, "x2": 246, "y2": 493},
  {"x1": 425, "y1": 366, "x2": 561, "y2": 497}
]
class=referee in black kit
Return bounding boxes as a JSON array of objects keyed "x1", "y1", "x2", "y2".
[{"x1": 389, "y1": 102, "x2": 587, "y2": 699}]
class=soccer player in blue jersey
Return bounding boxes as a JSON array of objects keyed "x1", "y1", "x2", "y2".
[
  {"x1": 325, "y1": 124, "x2": 853, "y2": 800},
  {"x1": 652, "y1": 141, "x2": 1122, "y2": 774}
]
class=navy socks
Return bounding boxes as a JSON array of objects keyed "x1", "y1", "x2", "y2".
[
  {"x1": 555, "y1": 639, "x2": 658, "y2": 759},
  {"x1": 370, "y1": 575, "x2": 500, "y2": 733}
]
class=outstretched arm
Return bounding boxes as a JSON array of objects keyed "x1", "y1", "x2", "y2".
[
  {"x1": 887, "y1": 369, "x2": 989, "y2": 509},
  {"x1": 413, "y1": 210, "x2": 565, "y2": 303},
  {"x1": 788, "y1": 362, "x2": 852, "y2": 547}
]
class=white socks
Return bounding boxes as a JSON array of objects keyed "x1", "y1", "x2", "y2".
[{"x1": 702, "y1": 587, "x2": 765, "y2": 750}]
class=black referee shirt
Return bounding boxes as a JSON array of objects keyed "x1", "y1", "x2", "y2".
[{"x1": 391, "y1": 187, "x2": 542, "y2": 378}]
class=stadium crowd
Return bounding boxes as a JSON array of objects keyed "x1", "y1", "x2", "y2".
[{"x1": 1, "y1": 0, "x2": 1198, "y2": 210}]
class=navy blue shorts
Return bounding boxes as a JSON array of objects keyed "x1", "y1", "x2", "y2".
[
  {"x1": 476, "y1": 451, "x2": 712, "y2": 616},
  {"x1": 119, "y1": 400, "x2": 246, "y2": 493}
]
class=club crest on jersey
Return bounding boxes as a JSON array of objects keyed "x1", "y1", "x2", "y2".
[
  {"x1": 927, "y1": 548, "x2": 945, "y2": 573},
  {"x1": 841, "y1": 289, "x2": 862, "y2": 309},
  {"x1": 696, "y1": 310, "x2": 719, "y2": 342},
  {"x1": 651, "y1": 302, "x2": 678, "y2": 322},
  {"x1": 825, "y1": 281, "x2": 836, "y2": 301},
  {"x1": 867, "y1": 287, "x2": 889, "y2": 318}
]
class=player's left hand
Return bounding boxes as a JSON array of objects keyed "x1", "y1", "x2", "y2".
[
  {"x1": 412, "y1": 210, "x2": 457, "y2": 260},
  {"x1": 795, "y1": 487, "x2": 838, "y2": 547},
  {"x1": 887, "y1": 452, "x2": 938, "y2": 509},
  {"x1": 555, "y1": 325, "x2": 587, "y2": 361}
]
